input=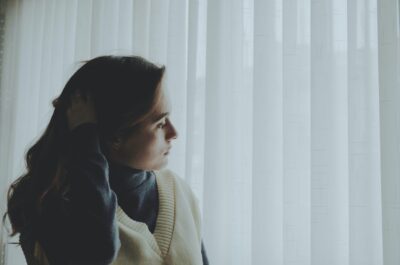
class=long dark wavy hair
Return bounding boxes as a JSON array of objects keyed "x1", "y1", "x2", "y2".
[{"x1": 2, "y1": 55, "x2": 165, "y2": 240}]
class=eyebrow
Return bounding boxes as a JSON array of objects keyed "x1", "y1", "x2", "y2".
[{"x1": 153, "y1": 112, "x2": 169, "y2": 123}]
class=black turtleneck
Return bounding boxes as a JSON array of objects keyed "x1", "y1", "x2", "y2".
[
  {"x1": 108, "y1": 160, "x2": 159, "y2": 233},
  {"x1": 19, "y1": 122, "x2": 209, "y2": 265}
]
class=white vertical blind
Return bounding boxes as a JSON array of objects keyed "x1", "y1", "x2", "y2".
[{"x1": 378, "y1": 0, "x2": 400, "y2": 264}]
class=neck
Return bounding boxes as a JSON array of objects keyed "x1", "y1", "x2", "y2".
[{"x1": 108, "y1": 160, "x2": 149, "y2": 196}]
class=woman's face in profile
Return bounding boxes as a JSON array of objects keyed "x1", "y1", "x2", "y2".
[{"x1": 108, "y1": 88, "x2": 178, "y2": 170}]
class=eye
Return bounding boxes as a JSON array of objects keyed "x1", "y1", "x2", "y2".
[{"x1": 157, "y1": 121, "x2": 166, "y2": 129}]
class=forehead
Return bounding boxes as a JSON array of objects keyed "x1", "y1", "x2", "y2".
[{"x1": 158, "y1": 89, "x2": 171, "y2": 110}]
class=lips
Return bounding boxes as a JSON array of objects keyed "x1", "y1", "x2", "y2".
[{"x1": 164, "y1": 147, "x2": 171, "y2": 155}]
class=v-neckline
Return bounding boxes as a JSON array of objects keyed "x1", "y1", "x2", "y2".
[{"x1": 115, "y1": 169, "x2": 176, "y2": 257}]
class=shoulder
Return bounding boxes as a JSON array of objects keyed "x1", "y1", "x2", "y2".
[{"x1": 154, "y1": 168, "x2": 202, "y2": 226}]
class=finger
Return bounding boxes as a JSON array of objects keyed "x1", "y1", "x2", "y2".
[
  {"x1": 71, "y1": 90, "x2": 85, "y2": 103},
  {"x1": 70, "y1": 94, "x2": 79, "y2": 104}
]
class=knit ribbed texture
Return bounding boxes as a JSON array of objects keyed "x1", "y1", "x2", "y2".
[
  {"x1": 112, "y1": 168, "x2": 203, "y2": 265},
  {"x1": 115, "y1": 169, "x2": 175, "y2": 257}
]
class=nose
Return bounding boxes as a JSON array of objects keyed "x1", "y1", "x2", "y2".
[{"x1": 166, "y1": 120, "x2": 178, "y2": 140}]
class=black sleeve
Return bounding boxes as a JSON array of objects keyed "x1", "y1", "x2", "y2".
[
  {"x1": 34, "y1": 122, "x2": 120, "y2": 265},
  {"x1": 201, "y1": 239, "x2": 210, "y2": 265}
]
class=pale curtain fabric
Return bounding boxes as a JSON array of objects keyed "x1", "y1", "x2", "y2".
[{"x1": 0, "y1": 0, "x2": 399, "y2": 265}]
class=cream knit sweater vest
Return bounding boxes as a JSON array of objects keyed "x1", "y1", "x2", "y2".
[
  {"x1": 32, "y1": 168, "x2": 203, "y2": 265},
  {"x1": 111, "y1": 168, "x2": 203, "y2": 265}
]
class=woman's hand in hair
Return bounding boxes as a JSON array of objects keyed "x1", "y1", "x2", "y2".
[{"x1": 66, "y1": 90, "x2": 98, "y2": 131}]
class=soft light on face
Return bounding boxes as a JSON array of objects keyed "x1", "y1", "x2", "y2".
[{"x1": 108, "y1": 87, "x2": 178, "y2": 170}]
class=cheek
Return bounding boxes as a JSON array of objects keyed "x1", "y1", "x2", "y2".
[
  {"x1": 126, "y1": 129, "x2": 168, "y2": 169},
  {"x1": 135, "y1": 131, "x2": 164, "y2": 156},
  {"x1": 136, "y1": 132, "x2": 168, "y2": 169}
]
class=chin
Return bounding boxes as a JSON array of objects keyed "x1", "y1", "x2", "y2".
[{"x1": 151, "y1": 159, "x2": 168, "y2": 171}]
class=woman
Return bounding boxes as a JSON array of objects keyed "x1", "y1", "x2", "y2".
[{"x1": 3, "y1": 55, "x2": 209, "y2": 265}]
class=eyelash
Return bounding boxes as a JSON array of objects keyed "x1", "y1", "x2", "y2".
[{"x1": 157, "y1": 121, "x2": 167, "y2": 129}]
